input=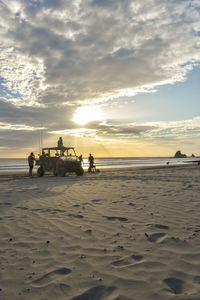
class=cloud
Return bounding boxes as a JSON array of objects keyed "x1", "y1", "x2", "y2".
[
  {"x1": 1, "y1": 110, "x2": 200, "y2": 154},
  {"x1": 0, "y1": 0, "x2": 200, "y2": 108},
  {"x1": 146, "y1": 117, "x2": 200, "y2": 139},
  {"x1": 49, "y1": 128, "x2": 98, "y2": 138},
  {"x1": 50, "y1": 117, "x2": 200, "y2": 141},
  {"x1": 0, "y1": 97, "x2": 79, "y2": 130},
  {"x1": 0, "y1": 122, "x2": 42, "y2": 131}
]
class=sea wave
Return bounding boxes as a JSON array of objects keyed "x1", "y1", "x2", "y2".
[{"x1": 0, "y1": 157, "x2": 198, "y2": 172}]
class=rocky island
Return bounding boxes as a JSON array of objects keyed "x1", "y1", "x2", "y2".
[{"x1": 174, "y1": 150, "x2": 187, "y2": 158}]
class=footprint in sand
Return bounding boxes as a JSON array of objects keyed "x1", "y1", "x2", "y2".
[
  {"x1": 84, "y1": 229, "x2": 92, "y2": 234},
  {"x1": 54, "y1": 283, "x2": 70, "y2": 295},
  {"x1": 91, "y1": 199, "x2": 102, "y2": 204},
  {"x1": 68, "y1": 214, "x2": 84, "y2": 219},
  {"x1": 103, "y1": 216, "x2": 128, "y2": 222},
  {"x1": 112, "y1": 254, "x2": 144, "y2": 268},
  {"x1": 52, "y1": 209, "x2": 66, "y2": 213},
  {"x1": 71, "y1": 285, "x2": 116, "y2": 300},
  {"x1": 163, "y1": 277, "x2": 183, "y2": 294},
  {"x1": 31, "y1": 208, "x2": 51, "y2": 213},
  {"x1": 146, "y1": 224, "x2": 169, "y2": 230},
  {"x1": 131, "y1": 255, "x2": 144, "y2": 261},
  {"x1": 128, "y1": 202, "x2": 135, "y2": 206},
  {"x1": 32, "y1": 267, "x2": 71, "y2": 287},
  {"x1": 147, "y1": 232, "x2": 167, "y2": 243},
  {"x1": 154, "y1": 224, "x2": 169, "y2": 230},
  {"x1": 194, "y1": 275, "x2": 200, "y2": 284},
  {"x1": 16, "y1": 206, "x2": 29, "y2": 210}
]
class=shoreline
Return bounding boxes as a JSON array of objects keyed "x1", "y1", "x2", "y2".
[{"x1": 0, "y1": 161, "x2": 198, "y2": 178}]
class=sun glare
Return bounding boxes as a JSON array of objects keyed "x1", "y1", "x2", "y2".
[{"x1": 73, "y1": 106, "x2": 102, "y2": 125}]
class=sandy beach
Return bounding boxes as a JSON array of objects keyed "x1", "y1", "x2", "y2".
[{"x1": 0, "y1": 165, "x2": 200, "y2": 299}]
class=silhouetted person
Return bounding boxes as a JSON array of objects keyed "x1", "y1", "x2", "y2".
[
  {"x1": 40, "y1": 150, "x2": 46, "y2": 158},
  {"x1": 88, "y1": 153, "x2": 95, "y2": 172},
  {"x1": 28, "y1": 152, "x2": 35, "y2": 176},
  {"x1": 57, "y1": 137, "x2": 63, "y2": 148},
  {"x1": 40, "y1": 150, "x2": 47, "y2": 162},
  {"x1": 79, "y1": 154, "x2": 83, "y2": 162}
]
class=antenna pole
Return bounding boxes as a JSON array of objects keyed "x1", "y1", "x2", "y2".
[
  {"x1": 41, "y1": 129, "x2": 43, "y2": 149},
  {"x1": 39, "y1": 130, "x2": 41, "y2": 154}
]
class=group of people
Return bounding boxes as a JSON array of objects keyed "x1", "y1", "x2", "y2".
[
  {"x1": 28, "y1": 152, "x2": 96, "y2": 176},
  {"x1": 78, "y1": 153, "x2": 96, "y2": 172},
  {"x1": 27, "y1": 137, "x2": 96, "y2": 176}
]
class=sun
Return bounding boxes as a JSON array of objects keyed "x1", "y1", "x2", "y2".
[{"x1": 73, "y1": 106, "x2": 102, "y2": 125}]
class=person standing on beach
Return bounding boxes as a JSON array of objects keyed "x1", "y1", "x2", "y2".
[
  {"x1": 88, "y1": 153, "x2": 95, "y2": 172},
  {"x1": 79, "y1": 154, "x2": 83, "y2": 163},
  {"x1": 28, "y1": 152, "x2": 35, "y2": 176}
]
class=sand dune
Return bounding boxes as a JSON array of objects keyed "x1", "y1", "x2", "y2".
[{"x1": 0, "y1": 165, "x2": 200, "y2": 299}]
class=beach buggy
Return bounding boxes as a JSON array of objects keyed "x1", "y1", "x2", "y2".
[{"x1": 36, "y1": 146, "x2": 84, "y2": 177}]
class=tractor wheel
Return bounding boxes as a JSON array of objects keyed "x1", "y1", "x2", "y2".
[
  {"x1": 57, "y1": 167, "x2": 66, "y2": 177},
  {"x1": 37, "y1": 166, "x2": 44, "y2": 177},
  {"x1": 53, "y1": 170, "x2": 58, "y2": 176},
  {"x1": 76, "y1": 168, "x2": 84, "y2": 176}
]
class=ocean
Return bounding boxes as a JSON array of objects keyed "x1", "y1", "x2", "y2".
[{"x1": 0, "y1": 157, "x2": 198, "y2": 172}]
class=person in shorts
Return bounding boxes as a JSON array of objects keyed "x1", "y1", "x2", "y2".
[{"x1": 28, "y1": 152, "x2": 35, "y2": 176}]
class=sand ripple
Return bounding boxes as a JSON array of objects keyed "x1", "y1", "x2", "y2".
[{"x1": 1, "y1": 166, "x2": 200, "y2": 299}]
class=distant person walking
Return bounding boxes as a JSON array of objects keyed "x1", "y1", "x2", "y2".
[{"x1": 28, "y1": 152, "x2": 35, "y2": 176}]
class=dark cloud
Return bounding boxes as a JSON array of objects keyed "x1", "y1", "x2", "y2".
[
  {"x1": 0, "y1": 129, "x2": 39, "y2": 149},
  {"x1": 0, "y1": 98, "x2": 79, "y2": 131},
  {"x1": 91, "y1": 0, "x2": 121, "y2": 7},
  {"x1": 85, "y1": 121, "x2": 155, "y2": 135}
]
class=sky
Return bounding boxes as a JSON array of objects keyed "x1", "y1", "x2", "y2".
[{"x1": 0, "y1": 0, "x2": 200, "y2": 158}]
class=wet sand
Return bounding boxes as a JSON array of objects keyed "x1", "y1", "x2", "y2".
[{"x1": 0, "y1": 165, "x2": 200, "y2": 299}]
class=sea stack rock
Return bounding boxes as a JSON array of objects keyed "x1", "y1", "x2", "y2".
[{"x1": 174, "y1": 150, "x2": 187, "y2": 158}]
